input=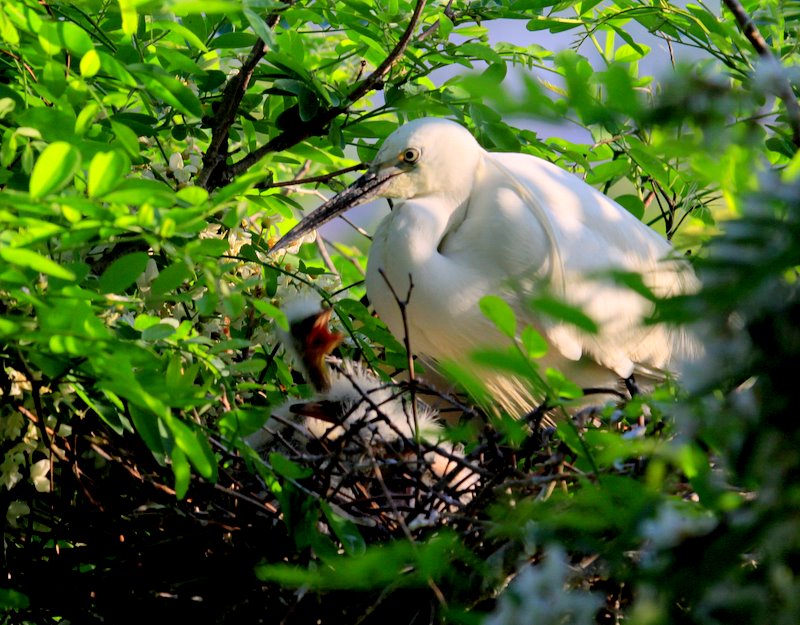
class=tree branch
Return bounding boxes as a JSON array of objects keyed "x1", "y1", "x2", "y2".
[
  {"x1": 722, "y1": 0, "x2": 800, "y2": 149},
  {"x1": 256, "y1": 163, "x2": 367, "y2": 190},
  {"x1": 222, "y1": 0, "x2": 428, "y2": 184},
  {"x1": 197, "y1": 12, "x2": 282, "y2": 190}
]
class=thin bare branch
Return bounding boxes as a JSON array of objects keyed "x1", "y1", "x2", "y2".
[
  {"x1": 224, "y1": 0, "x2": 428, "y2": 183},
  {"x1": 197, "y1": 8, "x2": 285, "y2": 189},
  {"x1": 257, "y1": 163, "x2": 367, "y2": 190}
]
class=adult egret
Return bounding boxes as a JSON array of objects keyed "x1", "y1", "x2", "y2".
[{"x1": 272, "y1": 118, "x2": 699, "y2": 415}]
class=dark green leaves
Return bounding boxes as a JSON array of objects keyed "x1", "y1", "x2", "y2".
[{"x1": 98, "y1": 252, "x2": 150, "y2": 294}]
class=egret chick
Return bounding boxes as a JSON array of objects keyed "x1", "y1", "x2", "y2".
[
  {"x1": 272, "y1": 118, "x2": 700, "y2": 415},
  {"x1": 247, "y1": 297, "x2": 477, "y2": 508}
]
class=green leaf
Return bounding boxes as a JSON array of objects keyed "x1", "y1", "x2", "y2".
[
  {"x1": 529, "y1": 296, "x2": 599, "y2": 334},
  {"x1": 321, "y1": 502, "x2": 366, "y2": 556},
  {"x1": 479, "y1": 295, "x2": 516, "y2": 338},
  {"x1": 87, "y1": 151, "x2": 130, "y2": 198},
  {"x1": 614, "y1": 194, "x2": 645, "y2": 219},
  {"x1": 171, "y1": 446, "x2": 191, "y2": 499},
  {"x1": 131, "y1": 65, "x2": 203, "y2": 118},
  {"x1": 38, "y1": 21, "x2": 93, "y2": 56},
  {"x1": 243, "y1": 7, "x2": 276, "y2": 48},
  {"x1": 607, "y1": 270, "x2": 657, "y2": 301},
  {"x1": 150, "y1": 20, "x2": 208, "y2": 52},
  {"x1": 129, "y1": 405, "x2": 166, "y2": 456},
  {"x1": 151, "y1": 261, "x2": 192, "y2": 295},
  {"x1": 0, "y1": 587, "x2": 30, "y2": 611},
  {"x1": 29, "y1": 141, "x2": 81, "y2": 199},
  {"x1": 176, "y1": 186, "x2": 208, "y2": 205},
  {"x1": 471, "y1": 347, "x2": 539, "y2": 381},
  {"x1": 141, "y1": 323, "x2": 176, "y2": 340},
  {"x1": 253, "y1": 300, "x2": 289, "y2": 331},
  {"x1": 80, "y1": 48, "x2": 101, "y2": 77},
  {"x1": 211, "y1": 31, "x2": 259, "y2": 49},
  {"x1": 614, "y1": 43, "x2": 650, "y2": 63},
  {"x1": 118, "y1": 0, "x2": 138, "y2": 36},
  {"x1": 521, "y1": 325, "x2": 548, "y2": 359},
  {"x1": 585, "y1": 158, "x2": 630, "y2": 185},
  {"x1": 270, "y1": 452, "x2": 313, "y2": 479},
  {"x1": 255, "y1": 532, "x2": 461, "y2": 589},
  {"x1": 545, "y1": 367, "x2": 583, "y2": 399},
  {"x1": 0, "y1": 247, "x2": 76, "y2": 280},
  {"x1": 164, "y1": 415, "x2": 217, "y2": 481},
  {"x1": 98, "y1": 252, "x2": 150, "y2": 293},
  {"x1": 438, "y1": 360, "x2": 491, "y2": 405}
]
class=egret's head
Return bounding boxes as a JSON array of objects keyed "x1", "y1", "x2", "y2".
[
  {"x1": 271, "y1": 118, "x2": 483, "y2": 253},
  {"x1": 369, "y1": 118, "x2": 482, "y2": 201}
]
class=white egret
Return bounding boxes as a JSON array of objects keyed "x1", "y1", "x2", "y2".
[{"x1": 272, "y1": 118, "x2": 699, "y2": 415}]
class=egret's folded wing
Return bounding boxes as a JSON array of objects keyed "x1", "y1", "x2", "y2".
[{"x1": 482, "y1": 151, "x2": 696, "y2": 377}]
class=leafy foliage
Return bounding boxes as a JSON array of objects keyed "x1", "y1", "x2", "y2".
[{"x1": 1, "y1": 0, "x2": 799, "y2": 623}]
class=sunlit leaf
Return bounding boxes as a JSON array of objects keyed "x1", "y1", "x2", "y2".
[
  {"x1": 0, "y1": 247, "x2": 75, "y2": 280},
  {"x1": 87, "y1": 151, "x2": 130, "y2": 198},
  {"x1": 479, "y1": 295, "x2": 516, "y2": 338},
  {"x1": 29, "y1": 141, "x2": 81, "y2": 199}
]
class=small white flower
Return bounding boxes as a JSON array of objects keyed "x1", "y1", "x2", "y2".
[
  {"x1": 136, "y1": 257, "x2": 160, "y2": 291},
  {"x1": 284, "y1": 230, "x2": 317, "y2": 255},
  {"x1": 169, "y1": 152, "x2": 185, "y2": 171},
  {"x1": 30, "y1": 458, "x2": 51, "y2": 493}
]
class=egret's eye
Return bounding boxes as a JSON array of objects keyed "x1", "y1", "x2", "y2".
[{"x1": 402, "y1": 148, "x2": 420, "y2": 164}]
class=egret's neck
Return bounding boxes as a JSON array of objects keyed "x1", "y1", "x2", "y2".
[
  {"x1": 390, "y1": 195, "x2": 465, "y2": 264},
  {"x1": 389, "y1": 154, "x2": 483, "y2": 258}
]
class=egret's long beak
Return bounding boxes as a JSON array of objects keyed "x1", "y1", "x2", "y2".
[{"x1": 270, "y1": 168, "x2": 400, "y2": 254}]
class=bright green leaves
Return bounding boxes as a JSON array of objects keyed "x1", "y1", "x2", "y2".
[
  {"x1": 479, "y1": 295, "x2": 516, "y2": 338},
  {"x1": 211, "y1": 31, "x2": 260, "y2": 49},
  {"x1": 0, "y1": 246, "x2": 75, "y2": 280},
  {"x1": 270, "y1": 452, "x2": 313, "y2": 480},
  {"x1": 38, "y1": 20, "x2": 93, "y2": 57},
  {"x1": 29, "y1": 142, "x2": 80, "y2": 199},
  {"x1": 87, "y1": 151, "x2": 130, "y2": 198},
  {"x1": 243, "y1": 5, "x2": 277, "y2": 48},
  {"x1": 164, "y1": 413, "x2": 218, "y2": 484},
  {"x1": 79, "y1": 49, "x2": 101, "y2": 78},
  {"x1": 521, "y1": 325, "x2": 548, "y2": 359}
]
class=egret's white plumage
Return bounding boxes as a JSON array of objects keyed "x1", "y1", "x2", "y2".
[{"x1": 274, "y1": 118, "x2": 700, "y2": 415}]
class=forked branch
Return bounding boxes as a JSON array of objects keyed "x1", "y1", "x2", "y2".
[{"x1": 223, "y1": 0, "x2": 428, "y2": 183}]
